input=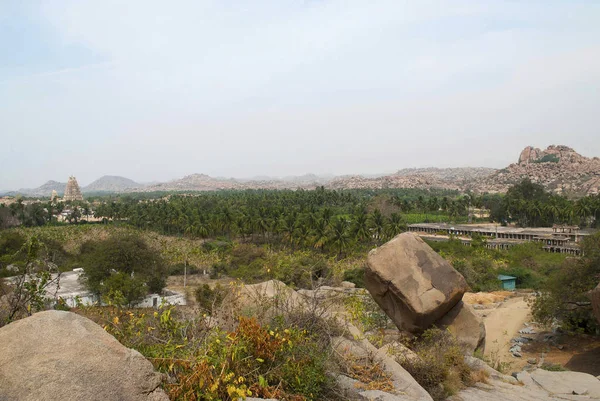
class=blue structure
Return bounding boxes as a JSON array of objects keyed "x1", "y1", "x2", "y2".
[{"x1": 498, "y1": 275, "x2": 517, "y2": 291}]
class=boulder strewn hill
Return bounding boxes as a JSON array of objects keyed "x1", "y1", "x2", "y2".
[
  {"x1": 328, "y1": 167, "x2": 495, "y2": 191},
  {"x1": 472, "y1": 145, "x2": 600, "y2": 196}
]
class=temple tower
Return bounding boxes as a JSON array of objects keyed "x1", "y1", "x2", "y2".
[{"x1": 64, "y1": 176, "x2": 83, "y2": 201}]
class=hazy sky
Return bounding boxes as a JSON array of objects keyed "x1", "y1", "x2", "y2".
[{"x1": 2, "y1": 1, "x2": 600, "y2": 189}]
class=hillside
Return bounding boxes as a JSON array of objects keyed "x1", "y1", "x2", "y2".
[
  {"x1": 471, "y1": 145, "x2": 600, "y2": 196},
  {"x1": 5, "y1": 145, "x2": 599, "y2": 196},
  {"x1": 82, "y1": 175, "x2": 141, "y2": 193},
  {"x1": 12, "y1": 180, "x2": 66, "y2": 197},
  {"x1": 141, "y1": 173, "x2": 328, "y2": 192}
]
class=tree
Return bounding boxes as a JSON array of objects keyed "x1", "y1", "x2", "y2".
[
  {"x1": 79, "y1": 233, "x2": 168, "y2": 306},
  {"x1": 0, "y1": 236, "x2": 62, "y2": 326},
  {"x1": 532, "y1": 232, "x2": 600, "y2": 333},
  {"x1": 329, "y1": 218, "x2": 351, "y2": 257}
]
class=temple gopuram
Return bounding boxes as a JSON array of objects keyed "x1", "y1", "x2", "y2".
[{"x1": 63, "y1": 176, "x2": 83, "y2": 201}]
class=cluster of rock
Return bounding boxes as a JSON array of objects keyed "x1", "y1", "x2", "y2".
[
  {"x1": 472, "y1": 145, "x2": 600, "y2": 195},
  {"x1": 327, "y1": 167, "x2": 496, "y2": 191},
  {"x1": 365, "y1": 232, "x2": 486, "y2": 354}
]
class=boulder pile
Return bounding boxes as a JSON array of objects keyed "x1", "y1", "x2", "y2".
[{"x1": 365, "y1": 232, "x2": 485, "y2": 353}]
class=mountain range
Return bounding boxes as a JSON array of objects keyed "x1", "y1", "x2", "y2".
[{"x1": 4, "y1": 145, "x2": 599, "y2": 198}]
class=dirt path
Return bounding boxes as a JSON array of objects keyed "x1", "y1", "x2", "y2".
[{"x1": 483, "y1": 297, "x2": 531, "y2": 365}]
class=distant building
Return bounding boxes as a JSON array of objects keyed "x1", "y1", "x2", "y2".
[
  {"x1": 63, "y1": 176, "x2": 83, "y2": 201},
  {"x1": 408, "y1": 222, "x2": 595, "y2": 255},
  {"x1": 50, "y1": 190, "x2": 58, "y2": 202}
]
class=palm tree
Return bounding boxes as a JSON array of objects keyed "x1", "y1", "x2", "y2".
[
  {"x1": 330, "y1": 218, "x2": 351, "y2": 257},
  {"x1": 311, "y1": 218, "x2": 330, "y2": 251},
  {"x1": 352, "y1": 210, "x2": 369, "y2": 242},
  {"x1": 573, "y1": 198, "x2": 592, "y2": 226},
  {"x1": 385, "y1": 213, "x2": 405, "y2": 240},
  {"x1": 369, "y1": 209, "x2": 386, "y2": 243}
]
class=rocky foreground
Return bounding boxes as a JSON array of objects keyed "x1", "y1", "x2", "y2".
[{"x1": 2, "y1": 232, "x2": 600, "y2": 400}]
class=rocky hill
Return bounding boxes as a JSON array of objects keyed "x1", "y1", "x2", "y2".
[
  {"x1": 12, "y1": 180, "x2": 67, "y2": 197},
  {"x1": 471, "y1": 145, "x2": 600, "y2": 195},
  {"x1": 82, "y1": 175, "x2": 141, "y2": 193},
  {"x1": 6, "y1": 145, "x2": 599, "y2": 196},
  {"x1": 327, "y1": 167, "x2": 495, "y2": 191},
  {"x1": 142, "y1": 173, "x2": 329, "y2": 192}
]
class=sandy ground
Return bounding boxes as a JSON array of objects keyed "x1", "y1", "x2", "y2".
[{"x1": 480, "y1": 296, "x2": 532, "y2": 366}]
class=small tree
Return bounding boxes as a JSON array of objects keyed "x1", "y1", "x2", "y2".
[
  {"x1": 79, "y1": 233, "x2": 168, "y2": 306},
  {"x1": 0, "y1": 236, "x2": 61, "y2": 326}
]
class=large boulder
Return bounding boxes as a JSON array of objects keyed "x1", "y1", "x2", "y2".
[
  {"x1": 365, "y1": 233, "x2": 468, "y2": 332},
  {"x1": 435, "y1": 301, "x2": 486, "y2": 354},
  {"x1": 528, "y1": 369, "x2": 600, "y2": 398},
  {"x1": 591, "y1": 282, "x2": 600, "y2": 324},
  {"x1": 0, "y1": 310, "x2": 168, "y2": 401}
]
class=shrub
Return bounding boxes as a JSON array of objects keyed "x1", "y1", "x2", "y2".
[
  {"x1": 401, "y1": 328, "x2": 473, "y2": 401},
  {"x1": 194, "y1": 283, "x2": 225, "y2": 313},
  {"x1": 342, "y1": 266, "x2": 365, "y2": 288},
  {"x1": 168, "y1": 263, "x2": 199, "y2": 276},
  {"x1": 533, "y1": 154, "x2": 560, "y2": 163},
  {"x1": 78, "y1": 233, "x2": 168, "y2": 304}
]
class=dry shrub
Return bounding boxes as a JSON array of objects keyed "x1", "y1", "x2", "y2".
[
  {"x1": 470, "y1": 368, "x2": 490, "y2": 384},
  {"x1": 339, "y1": 354, "x2": 394, "y2": 393},
  {"x1": 401, "y1": 328, "x2": 473, "y2": 401}
]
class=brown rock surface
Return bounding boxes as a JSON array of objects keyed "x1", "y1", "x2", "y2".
[
  {"x1": 435, "y1": 301, "x2": 486, "y2": 354},
  {"x1": 0, "y1": 310, "x2": 168, "y2": 401},
  {"x1": 365, "y1": 233, "x2": 469, "y2": 333}
]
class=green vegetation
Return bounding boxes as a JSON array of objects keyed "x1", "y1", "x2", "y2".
[
  {"x1": 427, "y1": 238, "x2": 566, "y2": 292},
  {"x1": 399, "y1": 328, "x2": 475, "y2": 401},
  {"x1": 76, "y1": 285, "x2": 341, "y2": 401},
  {"x1": 533, "y1": 232, "x2": 600, "y2": 334},
  {"x1": 489, "y1": 179, "x2": 600, "y2": 227},
  {"x1": 78, "y1": 233, "x2": 168, "y2": 306},
  {"x1": 533, "y1": 154, "x2": 560, "y2": 163}
]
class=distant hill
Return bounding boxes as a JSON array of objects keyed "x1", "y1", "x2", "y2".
[
  {"x1": 10, "y1": 180, "x2": 67, "y2": 197},
  {"x1": 82, "y1": 176, "x2": 141, "y2": 193},
  {"x1": 139, "y1": 172, "x2": 335, "y2": 192},
  {"x1": 327, "y1": 167, "x2": 496, "y2": 191},
  {"x1": 5, "y1": 145, "x2": 599, "y2": 197},
  {"x1": 471, "y1": 145, "x2": 600, "y2": 196}
]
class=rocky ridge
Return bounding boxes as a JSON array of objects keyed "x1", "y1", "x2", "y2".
[
  {"x1": 472, "y1": 145, "x2": 600, "y2": 195},
  {"x1": 6, "y1": 145, "x2": 599, "y2": 196}
]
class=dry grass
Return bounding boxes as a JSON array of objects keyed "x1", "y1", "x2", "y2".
[{"x1": 463, "y1": 291, "x2": 513, "y2": 305}]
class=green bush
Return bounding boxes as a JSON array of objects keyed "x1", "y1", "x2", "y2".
[
  {"x1": 78, "y1": 233, "x2": 168, "y2": 304},
  {"x1": 168, "y1": 263, "x2": 199, "y2": 276},
  {"x1": 533, "y1": 154, "x2": 560, "y2": 163},
  {"x1": 343, "y1": 266, "x2": 365, "y2": 288},
  {"x1": 401, "y1": 328, "x2": 473, "y2": 401},
  {"x1": 194, "y1": 283, "x2": 225, "y2": 313}
]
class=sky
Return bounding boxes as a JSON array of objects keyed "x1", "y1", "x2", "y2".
[{"x1": 1, "y1": 1, "x2": 600, "y2": 189}]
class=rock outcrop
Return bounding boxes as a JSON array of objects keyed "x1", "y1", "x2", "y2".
[
  {"x1": 0, "y1": 310, "x2": 168, "y2": 401},
  {"x1": 474, "y1": 145, "x2": 600, "y2": 195},
  {"x1": 435, "y1": 301, "x2": 485, "y2": 354},
  {"x1": 453, "y1": 368, "x2": 600, "y2": 401},
  {"x1": 365, "y1": 232, "x2": 469, "y2": 333}
]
